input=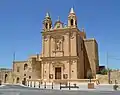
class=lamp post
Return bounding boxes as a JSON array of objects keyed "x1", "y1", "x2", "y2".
[{"x1": 107, "y1": 52, "x2": 111, "y2": 84}]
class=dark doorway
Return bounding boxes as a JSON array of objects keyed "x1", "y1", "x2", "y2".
[
  {"x1": 4, "y1": 74, "x2": 8, "y2": 83},
  {"x1": 55, "y1": 67, "x2": 61, "y2": 79},
  {"x1": 16, "y1": 77, "x2": 20, "y2": 83},
  {"x1": 22, "y1": 78, "x2": 26, "y2": 85}
]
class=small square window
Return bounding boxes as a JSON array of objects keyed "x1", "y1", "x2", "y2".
[{"x1": 17, "y1": 67, "x2": 20, "y2": 72}]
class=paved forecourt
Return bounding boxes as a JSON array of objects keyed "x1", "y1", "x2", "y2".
[
  {"x1": 0, "y1": 84, "x2": 120, "y2": 95},
  {"x1": 26, "y1": 82, "x2": 120, "y2": 91}
]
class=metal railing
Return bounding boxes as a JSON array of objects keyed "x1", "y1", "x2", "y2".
[{"x1": 26, "y1": 81, "x2": 80, "y2": 90}]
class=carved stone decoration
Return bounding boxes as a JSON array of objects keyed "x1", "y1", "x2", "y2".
[
  {"x1": 49, "y1": 74, "x2": 53, "y2": 79},
  {"x1": 55, "y1": 39, "x2": 62, "y2": 50},
  {"x1": 63, "y1": 74, "x2": 68, "y2": 79},
  {"x1": 66, "y1": 60, "x2": 76, "y2": 64},
  {"x1": 66, "y1": 60, "x2": 72, "y2": 63},
  {"x1": 70, "y1": 32, "x2": 75, "y2": 39},
  {"x1": 52, "y1": 61, "x2": 65, "y2": 69},
  {"x1": 54, "y1": 21, "x2": 63, "y2": 29},
  {"x1": 73, "y1": 60, "x2": 77, "y2": 63},
  {"x1": 45, "y1": 62, "x2": 50, "y2": 64},
  {"x1": 66, "y1": 60, "x2": 69, "y2": 63},
  {"x1": 65, "y1": 32, "x2": 69, "y2": 36},
  {"x1": 51, "y1": 35, "x2": 64, "y2": 52},
  {"x1": 44, "y1": 35, "x2": 50, "y2": 41},
  {"x1": 54, "y1": 35, "x2": 64, "y2": 40},
  {"x1": 44, "y1": 35, "x2": 48, "y2": 41}
]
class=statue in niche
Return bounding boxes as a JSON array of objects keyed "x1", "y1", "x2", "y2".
[{"x1": 56, "y1": 40, "x2": 62, "y2": 50}]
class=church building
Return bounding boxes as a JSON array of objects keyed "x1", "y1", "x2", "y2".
[
  {"x1": 40, "y1": 7, "x2": 99, "y2": 81},
  {"x1": 12, "y1": 8, "x2": 99, "y2": 84}
]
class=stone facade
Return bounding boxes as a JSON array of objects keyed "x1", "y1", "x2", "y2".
[
  {"x1": 12, "y1": 54, "x2": 41, "y2": 84},
  {"x1": 84, "y1": 38, "x2": 99, "y2": 78},
  {"x1": 39, "y1": 8, "x2": 99, "y2": 83},
  {"x1": 0, "y1": 68, "x2": 13, "y2": 84},
  {"x1": 0, "y1": 8, "x2": 99, "y2": 84}
]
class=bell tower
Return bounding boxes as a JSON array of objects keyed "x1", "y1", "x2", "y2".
[
  {"x1": 43, "y1": 12, "x2": 52, "y2": 31},
  {"x1": 68, "y1": 7, "x2": 77, "y2": 28}
]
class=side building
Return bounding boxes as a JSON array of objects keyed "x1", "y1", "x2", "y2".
[
  {"x1": 12, "y1": 54, "x2": 42, "y2": 84},
  {"x1": 0, "y1": 68, "x2": 13, "y2": 84},
  {"x1": 84, "y1": 38, "x2": 99, "y2": 78}
]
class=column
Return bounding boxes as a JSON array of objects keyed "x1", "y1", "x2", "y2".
[
  {"x1": 42, "y1": 35, "x2": 45, "y2": 80},
  {"x1": 69, "y1": 31, "x2": 71, "y2": 80},
  {"x1": 42, "y1": 62, "x2": 44, "y2": 80},
  {"x1": 49, "y1": 35, "x2": 51, "y2": 81}
]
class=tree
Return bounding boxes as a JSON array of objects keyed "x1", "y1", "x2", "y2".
[
  {"x1": 87, "y1": 69, "x2": 93, "y2": 83},
  {"x1": 101, "y1": 69, "x2": 108, "y2": 75}
]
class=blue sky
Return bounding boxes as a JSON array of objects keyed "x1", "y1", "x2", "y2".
[{"x1": 0, "y1": 0, "x2": 120, "y2": 69}]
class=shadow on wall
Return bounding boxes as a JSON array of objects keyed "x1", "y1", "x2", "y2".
[{"x1": 83, "y1": 43, "x2": 91, "y2": 79}]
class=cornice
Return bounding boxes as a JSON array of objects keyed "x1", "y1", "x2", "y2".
[
  {"x1": 41, "y1": 27, "x2": 80, "y2": 36},
  {"x1": 13, "y1": 61, "x2": 28, "y2": 63},
  {"x1": 40, "y1": 56, "x2": 79, "y2": 61}
]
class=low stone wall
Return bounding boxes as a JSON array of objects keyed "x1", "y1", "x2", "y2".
[{"x1": 96, "y1": 71, "x2": 120, "y2": 84}]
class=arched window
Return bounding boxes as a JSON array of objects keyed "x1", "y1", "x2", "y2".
[
  {"x1": 45, "y1": 23, "x2": 48, "y2": 29},
  {"x1": 16, "y1": 77, "x2": 19, "y2": 83},
  {"x1": 70, "y1": 19, "x2": 74, "y2": 26},
  {"x1": 75, "y1": 20, "x2": 77, "y2": 26},
  {"x1": 17, "y1": 67, "x2": 20, "y2": 72},
  {"x1": 24, "y1": 64, "x2": 28, "y2": 70}
]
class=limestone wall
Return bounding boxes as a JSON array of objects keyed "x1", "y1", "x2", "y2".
[
  {"x1": 84, "y1": 38, "x2": 99, "y2": 78},
  {"x1": 97, "y1": 71, "x2": 120, "y2": 84}
]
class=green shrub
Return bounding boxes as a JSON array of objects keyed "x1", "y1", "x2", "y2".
[
  {"x1": 113, "y1": 85, "x2": 118, "y2": 90},
  {"x1": 87, "y1": 69, "x2": 93, "y2": 83},
  {"x1": 100, "y1": 69, "x2": 108, "y2": 75}
]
